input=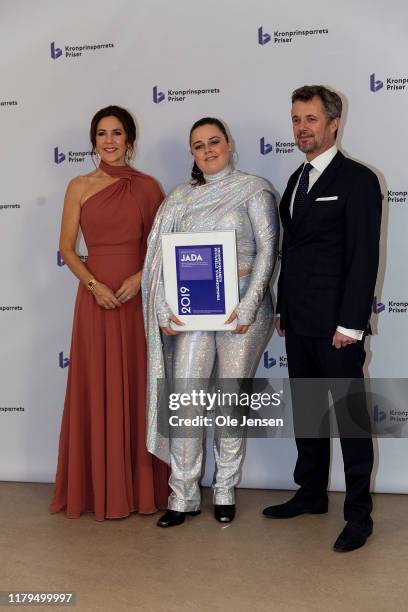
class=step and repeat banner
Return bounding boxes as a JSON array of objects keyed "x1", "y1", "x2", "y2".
[{"x1": 1, "y1": 0, "x2": 407, "y2": 492}]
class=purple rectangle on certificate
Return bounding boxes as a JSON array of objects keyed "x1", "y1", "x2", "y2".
[{"x1": 177, "y1": 247, "x2": 214, "y2": 281}]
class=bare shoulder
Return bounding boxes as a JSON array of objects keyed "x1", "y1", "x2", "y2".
[
  {"x1": 71, "y1": 169, "x2": 100, "y2": 184},
  {"x1": 64, "y1": 174, "x2": 93, "y2": 203}
]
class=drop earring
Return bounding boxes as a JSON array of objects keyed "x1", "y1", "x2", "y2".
[{"x1": 125, "y1": 146, "x2": 133, "y2": 163}]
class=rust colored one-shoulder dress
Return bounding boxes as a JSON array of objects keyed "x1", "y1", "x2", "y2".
[{"x1": 50, "y1": 161, "x2": 169, "y2": 520}]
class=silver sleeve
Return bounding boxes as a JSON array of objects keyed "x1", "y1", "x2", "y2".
[
  {"x1": 156, "y1": 268, "x2": 173, "y2": 327},
  {"x1": 235, "y1": 190, "x2": 280, "y2": 325}
]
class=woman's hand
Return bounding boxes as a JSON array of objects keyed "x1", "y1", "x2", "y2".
[
  {"x1": 115, "y1": 272, "x2": 142, "y2": 303},
  {"x1": 92, "y1": 282, "x2": 122, "y2": 309},
  {"x1": 160, "y1": 314, "x2": 185, "y2": 336},
  {"x1": 225, "y1": 311, "x2": 249, "y2": 334}
]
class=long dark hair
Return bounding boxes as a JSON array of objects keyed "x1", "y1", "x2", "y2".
[
  {"x1": 90, "y1": 105, "x2": 137, "y2": 163},
  {"x1": 189, "y1": 117, "x2": 229, "y2": 186}
]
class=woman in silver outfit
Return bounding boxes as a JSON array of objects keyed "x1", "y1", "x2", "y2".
[{"x1": 142, "y1": 117, "x2": 279, "y2": 527}]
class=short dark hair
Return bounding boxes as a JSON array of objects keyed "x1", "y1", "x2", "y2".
[
  {"x1": 292, "y1": 85, "x2": 342, "y2": 121},
  {"x1": 189, "y1": 117, "x2": 229, "y2": 186},
  {"x1": 90, "y1": 105, "x2": 137, "y2": 155}
]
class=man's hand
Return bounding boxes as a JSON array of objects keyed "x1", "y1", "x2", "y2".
[
  {"x1": 275, "y1": 317, "x2": 285, "y2": 337},
  {"x1": 160, "y1": 314, "x2": 185, "y2": 336},
  {"x1": 332, "y1": 331, "x2": 357, "y2": 349}
]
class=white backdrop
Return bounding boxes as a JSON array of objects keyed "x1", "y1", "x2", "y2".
[{"x1": 1, "y1": 0, "x2": 407, "y2": 493}]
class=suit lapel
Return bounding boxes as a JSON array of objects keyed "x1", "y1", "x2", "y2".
[
  {"x1": 280, "y1": 164, "x2": 303, "y2": 230},
  {"x1": 290, "y1": 151, "x2": 345, "y2": 235}
]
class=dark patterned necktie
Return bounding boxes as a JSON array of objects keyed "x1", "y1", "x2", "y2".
[{"x1": 292, "y1": 162, "x2": 313, "y2": 221}]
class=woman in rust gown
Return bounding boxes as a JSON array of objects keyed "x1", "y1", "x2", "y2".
[{"x1": 50, "y1": 105, "x2": 168, "y2": 520}]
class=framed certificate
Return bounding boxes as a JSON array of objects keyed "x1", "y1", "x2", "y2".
[{"x1": 161, "y1": 230, "x2": 239, "y2": 331}]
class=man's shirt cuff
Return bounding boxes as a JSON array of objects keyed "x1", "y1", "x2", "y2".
[{"x1": 336, "y1": 326, "x2": 364, "y2": 341}]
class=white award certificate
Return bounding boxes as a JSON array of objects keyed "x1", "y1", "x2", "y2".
[{"x1": 161, "y1": 230, "x2": 239, "y2": 331}]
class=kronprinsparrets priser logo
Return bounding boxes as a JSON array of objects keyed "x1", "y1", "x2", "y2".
[
  {"x1": 0, "y1": 305, "x2": 23, "y2": 312},
  {"x1": 57, "y1": 251, "x2": 87, "y2": 266},
  {"x1": 374, "y1": 405, "x2": 386, "y2": 423},
  {"x1": 373, "y1": 296, "x2": 408, "y2": 315},
  {"x1": 53, "y1": 146, "x2": 92, "y2": 164},
  {"x1": 0, "y1": 406, "x2": 25, "y2": 414},
  {"x1": 153, "y1": 86, "x2": 165, "y2": 104},
  {"x1": 50, "y1": 41, "x2": 62, "y2": 59},
  {"x1": 258, "y1": 26, "x2": 271, "y2": 45},
  {"x1": 0, "y1": 202, "x2": 21, "y2": 211},
  {"x1": 260, "y1": 137, "x2": 296, "y2": 155},
  {"x1": 257, "y1": 24, "x2": 328, "y2": 45},
  {"x1": 374, "y1": 404, "x2": 408, "y2": 426},
  {"x1": 387, "y1": 301, "x2": 408, "y2": 314},
  {"x1": 59, "y1": 351, "x2": 70, "y2": 369},
  {"x1": 152, "y1": 84, "x2": 221, "y2": 104},
  {"x1": 260, "y1": 137, "x2": 273, "y2": 155},
  {"x1": 388, "y1": 189, "x2": 407, "y2": 205},
  {"x1": 50, "y1": 40, "x2": 114, "y2": 60},
  {"x1": 54, "y1": 146, "x2": 65, "y2": 164},
  {"x1": 263, "y1": 351, "x2": 287, "y2": 369},
  {"x1": 263, "y1": 351, "x2": 276, "y2": 368},
  {"x1": 370, "y1": 72, "x2": 408, "y2": 92},
  {"x1": 370, "y1": 73, "x2": 383, "y2": 92},
  {"x1": 372, "y1": 296, "x2": 385, "y2": 314},
  {"x1": 57, "y1": 251, "x2": 65, "y2": 267},
  {"x1": 0, "y1": 99, "x2": 18, "y2": 107}
]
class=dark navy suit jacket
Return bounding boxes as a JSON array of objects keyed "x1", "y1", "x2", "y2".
[{"x1": 277, "y1": 151, "x2": 382, "y2": 337}]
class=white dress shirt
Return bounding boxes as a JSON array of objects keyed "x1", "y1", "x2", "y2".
[
  {"x1": 282, "y1": 145, "x2": 363, "y2": 341},
  {"x1": 289, "y1": 145, "x2": 338, "y2": 215}
]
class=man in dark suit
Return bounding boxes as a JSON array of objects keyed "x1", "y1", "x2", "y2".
[{"x1": 263, "y1": 85, "x2": 382, "y2": 551}]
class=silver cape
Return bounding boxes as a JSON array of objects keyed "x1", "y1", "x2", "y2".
[{"x1": 141, "y1": 168, "x2": 276, "y2": 463}]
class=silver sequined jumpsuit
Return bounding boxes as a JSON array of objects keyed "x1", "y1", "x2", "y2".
[{"x1": 156, "y1": 166, "x2": 279, "y2": 511}]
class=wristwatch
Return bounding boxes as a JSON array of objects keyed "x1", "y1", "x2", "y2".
[{"x1": 87, "y1": 278, "x2": 97, "y2": 292}]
